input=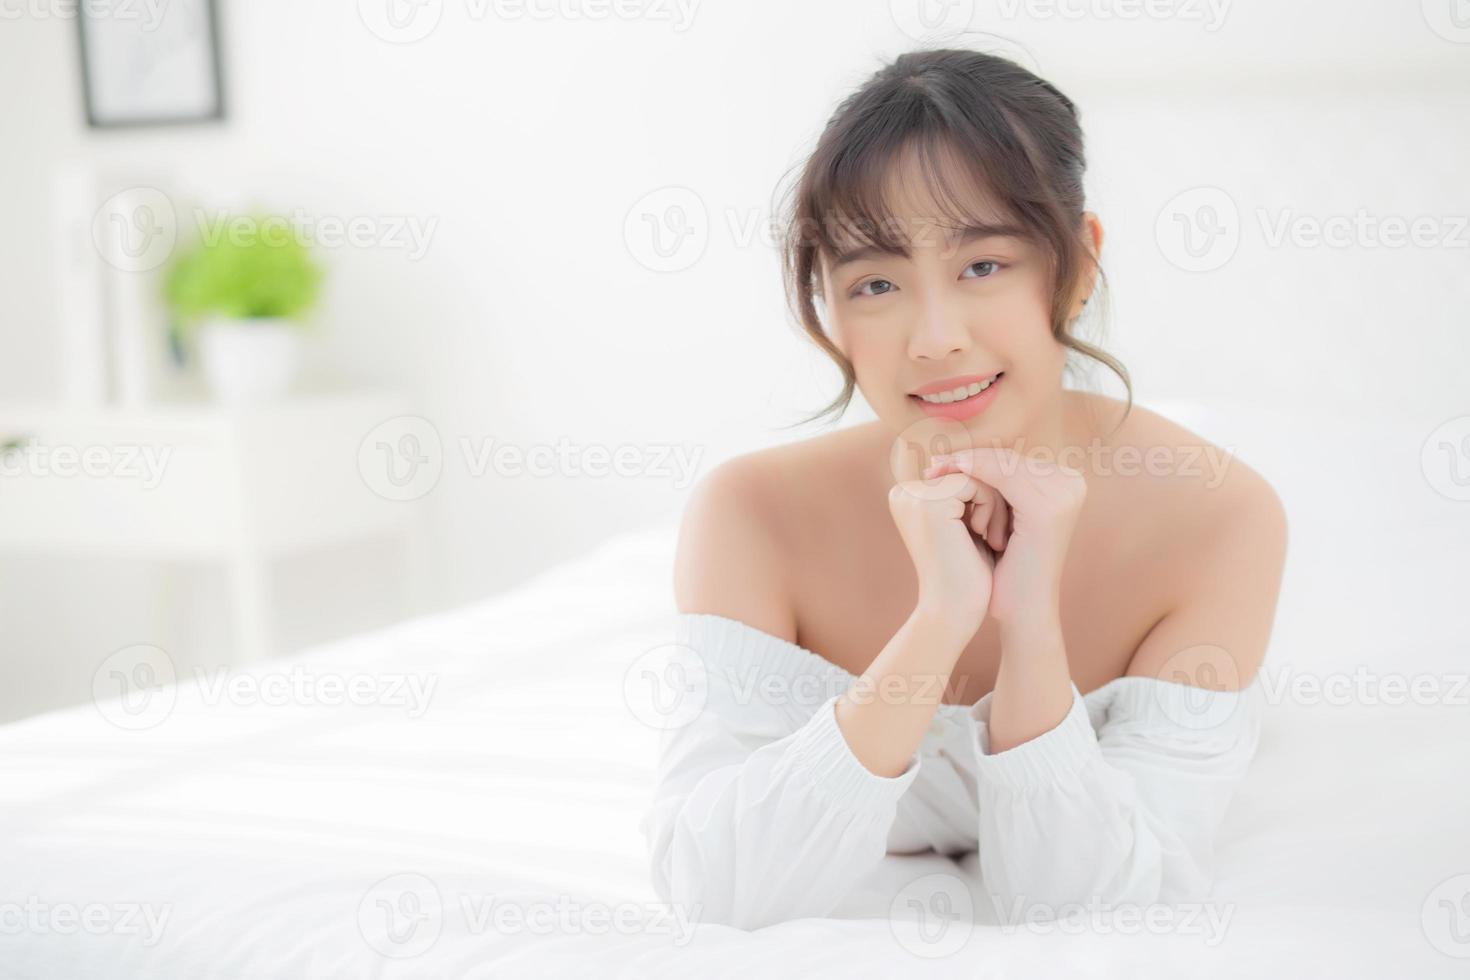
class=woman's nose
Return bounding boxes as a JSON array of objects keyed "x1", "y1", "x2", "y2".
[{"x1": 907, "y1": 290, "x2": 970, "y2": 360}]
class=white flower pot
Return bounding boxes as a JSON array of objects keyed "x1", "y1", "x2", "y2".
[{"x1": 197, "y1": 318, "x2": 303, "y2": 405}]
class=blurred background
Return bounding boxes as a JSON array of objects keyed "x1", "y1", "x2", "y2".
[{"x1": 1, "y1": 0, "x2": 1466, "y2": 724}]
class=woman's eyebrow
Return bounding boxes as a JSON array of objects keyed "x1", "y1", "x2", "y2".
[{"x1": 830, "y1": 221, "x2": 1025, "y2": 271}]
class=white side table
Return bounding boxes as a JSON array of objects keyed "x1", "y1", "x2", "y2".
[{"x1": 0, "y1": 390, "x2": 427, "y2": 664}]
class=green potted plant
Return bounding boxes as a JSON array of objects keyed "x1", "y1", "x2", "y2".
[{"x1": 163, "y1": 215, "x2": 323, "y2": 404}]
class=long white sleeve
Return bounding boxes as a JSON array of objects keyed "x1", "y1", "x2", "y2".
[
  {"x1": 638, "y1": 614, "x2": 924, "y2": 930},
  {"x1": 967, "y1": 676, "x2": 1262, "y2": 918}
]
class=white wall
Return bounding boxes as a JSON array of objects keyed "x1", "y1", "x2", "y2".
[{"x1": 1, "y1": 0, "x2": 1467, "y2": 720}]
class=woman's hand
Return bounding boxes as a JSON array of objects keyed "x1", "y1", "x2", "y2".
[
  {"x1": 923, "y1": 448, "x2": 1086, "y2": 632},
  {"x1": 887, "y1": 472, "x2": 999, "y2": 643}
]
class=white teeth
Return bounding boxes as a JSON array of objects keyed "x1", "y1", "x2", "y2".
[{"x1": 917, "y1": 375, "x2": 999, "y2": 404}]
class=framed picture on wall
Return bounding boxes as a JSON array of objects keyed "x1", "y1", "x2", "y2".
[{"x1": 77, "y1": 0, "x2": 225, "y2": 128}]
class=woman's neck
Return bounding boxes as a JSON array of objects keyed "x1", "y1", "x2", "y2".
[{"x1": 1014, "y1": 388, "x2": 1107, "y2": 461}]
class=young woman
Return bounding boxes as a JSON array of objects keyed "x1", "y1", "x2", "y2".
[{"x1": 640, "y1": 47, "x2": 1287, "y2": 932}]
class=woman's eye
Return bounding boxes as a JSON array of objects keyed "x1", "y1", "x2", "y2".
[
  {"x1": 853, "y1": 278, "x2": 895, "y2": 298},
  {"x1": 963, "y1": 260, "x2": 1000, "y2": 279}
]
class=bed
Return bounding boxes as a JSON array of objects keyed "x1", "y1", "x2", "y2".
[{"x1": 3, "y1": 400, "x2": 1467, "y2": 979}]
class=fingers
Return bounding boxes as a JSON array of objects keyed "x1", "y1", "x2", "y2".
[
  {"x1": 965, "y1": 483, "x2": 1007, "y2": 549},
  {"x1": 968, "y1": 492, "x2": 992, "y2": 540},
  {"x1": 892, "y1": 473, "x2": 988, "y2": 524},
  {"x1": 958, "y1": 479, "x2": 999, "y2": 538},
  {"x1": 952, "y1": 474, "x2": 989, "y2": 513},
  {"x1": 895, "y1": 470, "x2": 1015, "y2": 548},
  {"x1": 987, "y1": 493, "x2": 1009, "y2": 551},
  {"x1": 923, "y1": 447, "x2": 1035, "y2": 508},
  {"x1": 924, "y1": 447, "x2": 1085, "y2": 514}
]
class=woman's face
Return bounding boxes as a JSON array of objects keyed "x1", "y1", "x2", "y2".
[{"x1": 819, "y1": 149, "x2": 1099, "y2": 448}]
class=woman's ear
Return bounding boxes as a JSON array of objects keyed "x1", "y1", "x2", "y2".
[
  {"x1": 1074, "y1": 211, "x2": 1104, "y2": 314},
  {"x1": 1082, "y1": 211, "x2": 1104, "y2": 261}
]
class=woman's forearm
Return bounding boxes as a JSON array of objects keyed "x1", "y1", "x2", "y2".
[
  {"x1": 833, "y1": 604, "x2": 974, "y2": 778},
  {"x1": 987, "y1": 610, "x2": 1074, "y2": 754}
]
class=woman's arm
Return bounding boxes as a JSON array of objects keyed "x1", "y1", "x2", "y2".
[
  {"x1": 647, "y1": 458, "x2": 930, "y2": 929},
  {"x1": 971, "y1": 479, "x2": 1288, "y2": 914},
  {"x1": 834, "y1": 473, "x2": 999, "y2": 778},
  {"x1": 922, "y1": 446, "x2": 1088, "y2": 754},
  {"x1": 833, "y1": 605, "x2": 975, "y2": 778}
]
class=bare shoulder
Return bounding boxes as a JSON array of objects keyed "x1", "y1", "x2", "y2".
[
  {"x1": 672, "y1": 426, "x2": 867, "y2": 638},
  {"x1": 1084, "y1": 393, "x2": 1289, "y2": 686},
  {"x1": 1083, "y1": 392, "x2": 1287, "y2": 548}
]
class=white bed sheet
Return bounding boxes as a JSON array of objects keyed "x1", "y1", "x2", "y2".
[{"x1": 2, "y1": 503, "x2": 1468, "y2": 978}]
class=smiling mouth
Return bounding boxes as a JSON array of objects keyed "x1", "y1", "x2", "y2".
[
  {"x1": 909, "y1": 372, "x2": 1003, "y2": 405},
  {"x1": 907, "y1": 372, "x2": 1004, "y2": 420}
]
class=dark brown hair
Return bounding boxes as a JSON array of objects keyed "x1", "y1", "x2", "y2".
[{"x1": 777, "y1": 47, "x2": 1131, "y2": 427}]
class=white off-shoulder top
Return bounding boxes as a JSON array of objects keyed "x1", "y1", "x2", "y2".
[{"x1": 638, "y1": 613, "x2": 1265, "y2": 931}]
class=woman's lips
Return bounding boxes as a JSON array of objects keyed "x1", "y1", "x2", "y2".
[{"x1": 908, "y1": 373, "x2": 1003, "y2": 421}]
